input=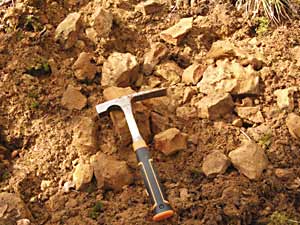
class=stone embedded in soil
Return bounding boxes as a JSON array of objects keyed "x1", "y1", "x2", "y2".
[
  {"x1": 182, "y1": 63, "x2": 205, "y2": 85},
  {"x1": 206, "y1": 40, "x2": 236, "y2": 60},
  {"x1": 143, "y1": 42, "x2": 168, "y2": 75},
  {"x1": 274, "y1": 87, "x2": 297, "y2": 111},
  {"x1": 176, "y1": 106, "x2": 197, "y2": 120},
  {"x1": 195, "y1": 92, "x2": 234, "y2": 120},
  {"x1": 160, "y1": 17, "x2": 193, "y2": 45},
  {"x1": 72, "y1": 162, "x2": 93, "y2": 191},
  {"x1": 16, "y1": 219, "x2": 31, "y2": 225},
  {"x1": 61, "y1": 85, "x2": 87, "y2": 110},
  {"x1": 150, "y1": 111, "x2": 170, "y2": 134},
  {"x1": 90, "y1": 152, "x2": 133, "y2": 191},
  {"x1": 72, "y1": 52, "x2": 97, "y2": 81},
  {"x1": 235, "y1": 106, "x2": 264, "y2": 124},
  {"x1": 103, "y1": 87, "x2": 151, "y2": 146},
  {"x1": 202, "y1": 151, "x2": 230, "y2": 176},
  {"x1": 247, "y1": 124, "x2": 271, "y2": 142},
  {"x1": 154, "y1": 128, "x2": 187, "y2": 156},
  {"x1": 72, "y1": 116, "x2": 97, "y2": 156},
  {"x1": 101, "y1": 52, "x2": 140, "y2": 87},
  {"x1": 155, "y1": 60, "x2": 183, "y2": 84},
  {"x1": 286, "y1": 113, "x2": 300, "y2": 140},
  {"x1": 135, "y1": 0, "x2": 164, "y2": 15},
  {"x1": 198, "y1": 60, "x2": 260, "y2": 95},
  {"x1": 229, "y1": 141, "x2": 269, "y2": 180},
  {"x1": 54, "y1": 12, "x2": 81, "y2": 49},
  {"x1": 90, "y1": 7, "x2": 113, "y2": 38}
]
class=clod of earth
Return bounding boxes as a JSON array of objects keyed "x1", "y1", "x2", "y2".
[
  {"x1": 135, "y1": 0, "x2": 165, "y2": 16},
  {"x1": 54, "y1": 12, "x2": 81, "y2": 49},
  {"x1": 155, "y1": 60, "x2": 183, "y2": 84},
  {"x1": 235, "y1": 106, "x2": 264, "y2": 124},
  {"x1": 229, "y1": 141, "x2": 269, "y2": 180},
  {"x1": 72, "y1": 52, "x2": 97, "y2": 81},
  {"x1": 182, "y1": 63, "x2": 205, "y2": 85},
  {"x1": 101, "y1": 52, "x2": 140, "y2": 87},
  {"x1": 274, "y1": 87, "x2": 297, "y2": 111},
  {"x1": 160, "y1": 17, "x2": 193, "y2": 45},
  {"x1": 154, "y1": 128, "x2": 187, "y2": 156},
  {"x1": 286, "y1": 113, "x2": 300, "y2": 140},
  {"x1": 72, "y1": 162, "x2": 93, "y2": 191},
  {"x1": 90, "y1": 152, "x2": 133, "y2": 191},
  {"x1": 202, "y1": 151, "x2": 230, "y2": 177},
  {"x1": 90, "y1": 7, "x2": 112, "y2": 38},
  {"x1": 61, "y1": 85, "x2": 87, "y2": 110},
  {"x1": 143, "y1": 42, "x2": 168, "y2": 75}
]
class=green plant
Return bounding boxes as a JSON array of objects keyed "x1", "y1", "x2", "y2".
[
  {"x1": 268, "y1": 211, "x2": 299, "y2": 225},
  {"x1": 255, "y1": 16, "x2": 270, "y2": 35},
  {"x1": 88, "y1": 201, "x2": 103, "y2": 220},
  {"x1": 259, "y1": 132, "x2": 273, "y2": 148},
  {"x1": 25, "y1": 61, "x2": 51, "y2": 76},
  {"x1": 30, "y1": 101, "x2": 39, "y2": 109}
]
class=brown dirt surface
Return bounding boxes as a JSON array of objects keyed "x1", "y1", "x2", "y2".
[{"x1": 0, "y1": 0, "x2": 300, "y2": 225}]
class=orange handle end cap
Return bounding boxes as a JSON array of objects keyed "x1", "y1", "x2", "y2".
[{"x1": 152, "y1": 210, "x2": 174, "y2": 222}]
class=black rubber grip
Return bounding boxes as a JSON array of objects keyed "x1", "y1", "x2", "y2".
[{"x1": 135, "y1": 147, "x2": 174, "y2": 221}]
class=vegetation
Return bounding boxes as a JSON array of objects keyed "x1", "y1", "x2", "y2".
[
  {"x1": 268, "y1": 211, "x2": 300, "y2": 225},
  {"x1": 88, "y1": 201, "x2": 103, "y2": 220}
]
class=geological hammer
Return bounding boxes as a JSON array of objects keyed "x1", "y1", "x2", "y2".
[{"x1": 96, "y1": 88, "x2": 174, "y2": 221}]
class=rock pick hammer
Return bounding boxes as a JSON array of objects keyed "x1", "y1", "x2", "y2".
[{"x1": 96, "y1": 88, "x2": 174, "y2": 221}]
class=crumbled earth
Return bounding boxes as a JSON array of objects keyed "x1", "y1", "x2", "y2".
[{"x1": 0, "y1": 0, "x2": 300, "y2": 225}]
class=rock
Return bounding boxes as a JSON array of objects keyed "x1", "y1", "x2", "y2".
[
  {"x1": 40, "y1": 180, "x2": 52, "y2": 191},
  {"x1": 228, "y1": 141, "x2": 268, "y2": 180},
  {"x1": 154, "y1": 128, "x2": 187, "y2": 155},
  {"x1": 17, "y1": 219, "x2": 31, "y2": 225},
  {"x1": 235, "y1": 106, "x2": 264, "y2": 124},
  {"x1": 101, "y1": 52, "x2": 140, "y2": 87},
  {"x1": 160, "y1": 17, "x2": 193, "y2": 45},
  {"x1": 232, "y1": 118, "x2": 243, "y2": 127},
  {"x1": 143, "y1": 42, "x2": 168, "y2": 75},
  {"x1": 274, "y1": 168, "x2": 293, "y2": 179},
  {"x1": 72, "y1": 162, "x2": 93, "y2": 190},
  {"x1": 195, "y1": 93, "x2": 234, "y2": 120},
  {"x1": 90, "y1": 152, "x2": 133, "y2": 191},
  {"x1": 135, "y1": 0, "x2": 164, "y2": 15},
  {"x1": 202, "y1": 151, "x2": 230, "y2": 176},
  {"x1": 182, "y1": 87, "x2": 197, "y2": 104},
  {"x1": 103, "y1": 87, "x2": 151, "y2": 146},
  {"x1": 72, "y1": 52, "x2": 97, "y2": 81},
  {"x1": 150, "y1": 111, "x2": 170, "y2": 134},
  {"x1": 182, "y1": 63, "x2": 205, "y2": 85},
  {"x1": 274, "y1": 87, "x2": 297, "y2": 111},
  {"x1": 176, "y1": 106, "x2": 197, "y2": 120},
  {"x1": 62, "y1": 181, "x2": 75, "y2": 193},
  {"x1": 85, "y1": 27, "x2": 98, "y2": 43},
  {"x1": 90, "y1": 7, "x2": 112, "y2": 37},
  {"x1": 155, "y1": 60, "x2": 183, "y2": 84},
  {"x1": 61, "y1": 85, "x2": 87, "y2": 110},
  {"x1": 72, "y1": 116, "x2": 97, "y2": 156},
  {"x1": 198, "y1": 60, "x2": 260, "y2": 95},
  {"x1": 286, "y1": 113, "x2": 300, "y2": 139},
  {"x1": 206, "y1": 40, "x2": 236, "y2": 60},
  {"x1": 247, "y1": 124, "x2": 271, "y2": 142},
  {"x1": 55, "y1": 12, "x2": 81, "y2": 49},
  {"x1": 292, "y1": 46, "x2": 300, "y2": 66}
]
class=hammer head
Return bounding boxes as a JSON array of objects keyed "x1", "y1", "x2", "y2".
[{"x1": 96, "y1": 87, "x2": 167, "y2": 115}]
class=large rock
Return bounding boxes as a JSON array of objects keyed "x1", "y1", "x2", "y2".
[
  {"x1": 195, "y1": 93, "x2": 234, "y2": 120},
  {"x1": 61, "y1": 85, "x2": 87, "y2": 110},
  {"x1": 229, "y1": 141, "x2": 268, "y2": 180},
  {"x1": 143, "y1": 42, "x2": 168, "y2": 75},
  {"x1": 101, "y1": 52, "x2": 140, "y2": 87},
  {"x1": 72, "y1": 162, "x2": 93, "y2": 190},
  {"x1": 103, "y1": 87, "x2": 151, "y2": 146},
  {"x1": 274, "y1": 87, "x2": 297, "y2": 111},
  {"x1": 155, "y1": 60, "x2": 183, "y2": 84},
  {"x1": 72, "y1": 117, "x2": 97, "y2": 156},
  {"x1": 160, "y1": 17, "x2": 193, "y2": 45},
  {"x1": 202, "y1": 151, "x2": 230, "y2": 176},
  {"x1": 90, "y1": 152, "x2": 133, "y2": 191},
  {"x1": 286, "y1": 113, "x2": 300, "y2": 139},
  {"x1": 198, "y1": 60, "x2": 260, "y2": 95},
  {"x1": 182, "y1": 63, "x2": 205, "y2": 85},
  {"x1": 55, "y1": 12, "x2": 81, "y2": 49},
  {"x1": 72, "y1": 52, "x2": 97, "y2": 81},
  {"x1": 154, "y1": 128, "x2": 187, "y2": 156},
  {"x1": 90, "y1": 7, "x2": 112, "y2": 38},
  {"x1": 235, "y1": 106, "x2": 264, "y2": 124}
]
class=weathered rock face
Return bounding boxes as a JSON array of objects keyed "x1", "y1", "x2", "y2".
[
  {"x1": 274, "y1": 87, "x2": 297, "y2": 111},
  {"x1": 202, "y1": 151, "x2": 230, "y2": 176},
  {"x1": 61, "y1": 85, "x2": 87, "y2": 110},
  {"x1": 101, "y1": 52, "x2": 140, "y2": 87},
  {"x1": 155, "y1": 60, "x2": 183, "y2": 84},
  {"x1": 103, "y1": 87, "x2": 151, "y2": 146},
  {"x1": 73, "y1": 162, "x2": 93, "y2": 190},
  {"x1": 198, "y1": 60, "x2": 260, "y2": 95},
  {"x1": 160, "y1": 17, "x2": 193, "y2": 45},
  {"x1": 135, "y1": 0, "x2": 164, "y2": 15},
  {"x1": 55, "y1": 12, "x2": 81, "y2": 49},
  {"x1": 154, "y1": 128, "x2": 187, "y2": 156},
  {"x1": 143, "y1": 42, "x2": 168, "y2": 75},
  {"x1": 286, "y1": 113, "x2": 300, "y2": 139},
  {"x1": 90, "y1": 152, "x2": 133, "y2": 191},
  {"x1": 72, "y1": 52, "x2": 97, "y2": 81},
  {"x1": 229, "y1": 141, "x2": 269, "y2": 180},
  {"x1": 235, "y1": 106, "x2": 264, "y2": 124},
  {"x1": 195, "y1": 93, "x2": 234, "y2": 120},
  {"x1": 182, "y1": 63, "x2": 205, "y2": 85},
  {"x1": 90, "y1": 7, "x2": 112, "y2": 38},
  {"x1": 72, "y1": 117, "x2": 97, "y2": 156}
]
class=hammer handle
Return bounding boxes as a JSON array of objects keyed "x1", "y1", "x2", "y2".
[{"x1": 135, "y1": 146, "x2": 174, "y2": 221}]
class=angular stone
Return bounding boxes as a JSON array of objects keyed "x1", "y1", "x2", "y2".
[
  {"x1": 235, "y1": 106, "x2": 264, "y2": 124},
  {"x1": 72, "y1": 117, "x2": 97, "y2": 156},
  {"x1": 103, "y1": 87, "x2": 151, "y2": 146},
  {"x1": 155, "y1": 60, "x2": 183, "y2": 84},
  {"x1": 72, "y1": 162, "x2": 93, "y2": 191},
  {"x1": 150, "y1": 111, "x2": 170, "y2": 134},
  {"x1": 286, "y1": 113, "x2": 300, "y2": 139},
  {"x1": 85, "y1": 27, "x2": 98, "y2": 43},
  {"x1": 182, "y1": 63, "x2": 205, "y2": 85},
  {"x1": 61, "y1": 85, "x2": 87, "y2": 110},
  {"x1": 229, "y1": 141, "x2": 268, "y2": 180},
  {"x1": 206, "y1": 40, "x2": 236, "y2": 60},
  {"x1": 90, "y1": 152, "x2": 133, "y2": 191},
  {"x1": 72, "y1": 52, "x2": 97, "y2": 81},
  {"x1": 160, "y1": 17, "x2": 193, "y2": 45},
  {"x1": 154, "y1": 128, "x2": 187, "y2": 156},
  {"x1": 195, "y1": 93, "x2": 234, "y2": 120},
  {"x1": 247, "y1": 124, "x2": 271, "y2": 142},
  {"x1": 101, "y1": 52, "x2": 140, "y2": 87},
  {"x1": 182, "y1": 87, "x2": 197, "y2": 104},
  {"x1": 176, "y1": 106, "x2": 197, "y2": 120},
  {"x1": 274, "y1": 87, "x2": 297, "y2": 111},
  {"x1": 143, "y1": 42, "x2": 168, "y2": 75},
  {"x1": 135, "y1": 0, "x2": 164, "y2": 15},
  {"x1": 202, "y1": 151, "x2": 230, "y2": 176},
  {"x1": 198, "y1": 60, "x2": 260, "y2": 95},
  {"x1": 90, "y1": 7, "x2": 113, "y2": 37},
  {"x1": 232, "y1": 118, "x2": 243, "y2": 127},
  {"x1": 55, "y1": 12, "x2": 81, "y2": 49}
]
